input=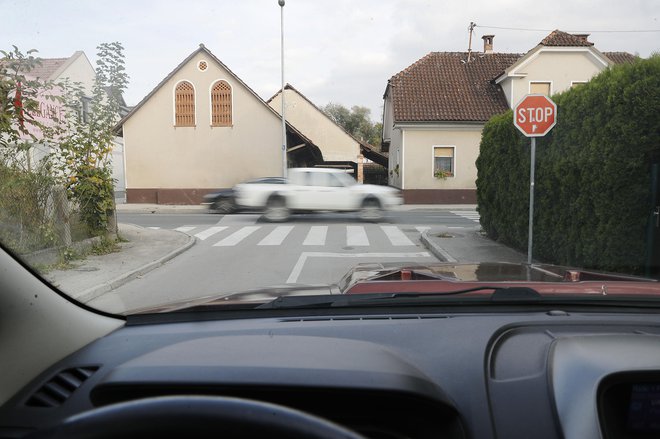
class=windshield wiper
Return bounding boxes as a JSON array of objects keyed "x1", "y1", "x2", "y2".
[{"x1": 256, "y1": 286, "x2": 542, "y2": 309}]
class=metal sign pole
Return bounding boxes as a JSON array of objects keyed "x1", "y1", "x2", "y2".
[{"x1": 527, "y1": 137, "x2": 536, "y2": 265}]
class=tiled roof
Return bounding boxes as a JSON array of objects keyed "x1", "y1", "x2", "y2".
[
  {"x1": 25, "y1": 57, "x2": 68, "y2": 80},
  {"x1": 603, "y1": 51, "x2": 638, "y2": 64},
  {"x1": 540, "y1": 30, "x2": 594, "y2": 47},
  {"x1": 389, "y1": 52, "x2": 522, "y2": 122}
]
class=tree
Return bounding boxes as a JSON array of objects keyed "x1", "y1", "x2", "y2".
[
  {"x1": 52, "y1": 42, "x2": 128, "y2": 236},
  {"x1": 0, "y1": 47, "x2": 63, "y2": 252},
  {"x1": 0, "y1": 46, "x2": 61, "y2": 167},
  {"x1": 321, "y1": 103, "x2": 381, "y2": 147}
]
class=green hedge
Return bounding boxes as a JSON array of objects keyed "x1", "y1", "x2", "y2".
[{"x1": 476, "y1": 55, "x2": 660, "y2": 274}]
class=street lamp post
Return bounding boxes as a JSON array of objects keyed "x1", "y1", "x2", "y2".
[{"x1": 278, "y1": 0, "x2": 287, "y2": 179}]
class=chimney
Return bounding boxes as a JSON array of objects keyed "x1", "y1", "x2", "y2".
[
  {"x1": 482, "y1": 35, "x2": 495, "y2": 54},
  {"x1": 572, "y1": 33, "x2": 590, "y2": 43}
]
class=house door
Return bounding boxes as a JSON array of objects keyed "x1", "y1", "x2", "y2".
[{"x1": 646, "y1": 160, "x2": 660, "y2": 278}]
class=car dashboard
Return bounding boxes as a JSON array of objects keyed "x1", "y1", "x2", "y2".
[{"x1": 2, "y1": 306, "x2": 660, "y2": 439}]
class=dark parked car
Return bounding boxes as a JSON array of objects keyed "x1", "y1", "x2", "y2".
[{"x1": 202, "y1": 177, "x2": 286, "y2": 213}]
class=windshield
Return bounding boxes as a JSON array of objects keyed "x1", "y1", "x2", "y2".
[{"x1": 2, "y1": 1, "x2": 659, "y2": 315}]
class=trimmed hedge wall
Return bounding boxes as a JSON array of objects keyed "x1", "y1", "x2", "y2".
[{"x1": 476, "y1": 55, "x2": 660, "y2": 274}]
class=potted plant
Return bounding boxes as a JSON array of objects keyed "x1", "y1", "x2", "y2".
[{"x1": 434, "y1": 169, "x2": 451, "y2": 180}]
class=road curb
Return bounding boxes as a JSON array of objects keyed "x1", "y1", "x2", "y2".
[
  {"x1": 420, "y1": 230, "x2": 458, "y2": 263},
  {"x1": 75, "y1": 230, "x2": 196, "y2": 303}
]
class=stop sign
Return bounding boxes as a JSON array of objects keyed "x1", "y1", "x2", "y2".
[{"x1": 514, "y1": 94, "x2": 557, "y2": 137}]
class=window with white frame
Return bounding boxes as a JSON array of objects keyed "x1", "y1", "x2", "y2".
[{"x1": 433, "y1": 146, "x2": 454, "y2": 177}]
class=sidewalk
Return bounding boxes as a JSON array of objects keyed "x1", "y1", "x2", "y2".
[
  {"x1": 421, "y1": 226, "x2": 527, "y2": 264},
  {"x1": 44, "y1": 223, "x2": 195, "y2": 303},
  {"x1": 47, "y1": 210, "x2": 524, "y2": 303}
]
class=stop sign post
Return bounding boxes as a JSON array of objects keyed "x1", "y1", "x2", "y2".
[{"x1": 513, "y1": 94, "x2": 557, "y2": 265}]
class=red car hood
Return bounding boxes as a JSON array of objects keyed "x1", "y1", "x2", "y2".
[
  {"x1": 340, "y1": 262, "x2": 660, "y2": 296},
  {"x1": 131, "y1": 262, "x2": 660, "y2": 314}
]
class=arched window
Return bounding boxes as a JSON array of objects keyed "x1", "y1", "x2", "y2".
[
  {"x1": 174, "y1": 81, "x2": 195, "y2": 127},
  {"x1": 211, "y1": 80, "x2": 232, "y2": 127}
]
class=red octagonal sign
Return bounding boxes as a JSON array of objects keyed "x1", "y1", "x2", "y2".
[{"x1": 514, "y1": 94, "x2": 557, "y2": 137}]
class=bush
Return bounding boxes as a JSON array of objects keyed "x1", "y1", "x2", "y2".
[
  {"x1": 0, "y1": 162, "x2": 59, "y2": 253},
  {"x1": 476, "y1": 55, "x2": 660, "y2": 274}
]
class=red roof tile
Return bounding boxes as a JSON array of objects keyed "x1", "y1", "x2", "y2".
[
  {"x1": 25, "y1": 58, "x2": 68, "y2": 80},
  {"x1": 540, "y1": 30, "x2": 594, "y2": 47},
  {"x1": 389, "y1": 52, "x2": 522, "y2": 122},
  {"x1": 603, "y1": 51, "x2": 638, "y2": 64}
]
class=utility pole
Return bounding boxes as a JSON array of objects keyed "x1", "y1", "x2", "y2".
[
  {"x1": 278, "y1": 0, "x2": 287, "y2": 179},
  {"x1": 467, "y1": 22, "x2": 476, "y2": 62}
]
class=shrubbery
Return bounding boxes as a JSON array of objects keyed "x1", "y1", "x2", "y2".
[
  {"x1": 476, "y1": 55, "x2": 660, "y2": 274},
  {"x1": 0, "y1": 162, "x2": 59, "y2": 253}
]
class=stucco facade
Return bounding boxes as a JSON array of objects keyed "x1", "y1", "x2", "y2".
[
  {"x1": 120, "y1": 46, "x2": 283, "y2": 204},
  {"x1": 388, "y1": 124, "x2": 483, "y2": 203},
  {"x1": 268, "y1": 86, "x2": 360, "y2": 163}
]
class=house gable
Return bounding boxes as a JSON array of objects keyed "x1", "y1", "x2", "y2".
[
  {"x1": 121, "y1": 44, "x2": 284, "y2": 193},
  {"x1": 494, "y1": 31, "x2": 618, "y2": 107},
  {"x1": 118, "y1": 44, "x2": 283, "y2": 130},
  {"x1": 267, "y1": 84, "x2": 386, "y2": 165}
]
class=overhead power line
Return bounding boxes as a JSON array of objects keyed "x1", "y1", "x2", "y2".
[{"x1": 476, "y1": 25, "x2": 660, "y2": 33}]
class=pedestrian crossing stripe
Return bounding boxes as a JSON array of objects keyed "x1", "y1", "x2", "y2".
[
  {"x1": 380, "y1": 226, "x2": 415, "y2": 246},
  {"x1": 173, "y1": 224, "x2": 424, "y2": 248},
  {"x1": 213, "y1": 226, "x2": 260, "y2": 247},
  {"x1": 450, "y1": 210, "x2": 480, "y2": 222},
  {"x1": 346, "y1": 225, "x2": 369, "y2": 246},
  {"x1": 303, "y1": 226, "x2": 328, "y2": 246},
  {"x1": 258, "y1": 225, "x2": 294, "y2": 246}
]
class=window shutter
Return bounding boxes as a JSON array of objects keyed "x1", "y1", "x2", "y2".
[
  {"x1": 211, "y1": 81, "x2": 232, "y2": 127},
  {"x1": 434, "y1": 147, "x2": 453, "y2": 158},
  {"x1": 530, "y1": 82, "x2": 551, "y2": 96},
  {"x1": 175, "y1": 81, "x2": 195, "y2": 127}
]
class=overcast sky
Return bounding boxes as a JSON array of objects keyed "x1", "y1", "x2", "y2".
[{"x1": 3, "y1": 0, "x2": 658, "y2": 121}]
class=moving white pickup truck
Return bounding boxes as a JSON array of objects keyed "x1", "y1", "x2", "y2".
[{"x1": 234, "y1": 168, "x2": 402, "y2": 222}]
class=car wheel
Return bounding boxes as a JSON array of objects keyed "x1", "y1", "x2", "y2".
[
  {"x1": 212, "y1": 198, "x2": 235, "y2": 214},
  {"x1": 359, "y1": 198, "x2": 382, "y2": 222},
  {"x1": 264, "y1": 196, "x2": 290, "y2": 222}
]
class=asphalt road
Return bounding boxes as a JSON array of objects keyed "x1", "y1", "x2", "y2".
[
  {"x1": 91, "y1": 209, "x2": 480, "y2": 312},
  {"x1": 117, "y1": 209, "x2": 480, "y2": 228}
]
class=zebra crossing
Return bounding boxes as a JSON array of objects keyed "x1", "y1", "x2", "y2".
[
  {"x1": 450, "y1": 210, "x2": 480, "y2": 223},
  {"x1": 154, "y1": 224, "x2": 432, "y2": 248}
]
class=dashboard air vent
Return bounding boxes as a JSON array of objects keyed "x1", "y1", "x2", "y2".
[{"x1": 25, "y1": 366, "x2": 99, "y2": 408}]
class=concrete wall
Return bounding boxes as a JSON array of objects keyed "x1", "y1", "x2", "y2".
[
  {"x1": 124, "y1": 54, "x2": 282, "y2": 196},
  {"x1": 269, "y1": 89, "x2": 359, "y2": 163}
]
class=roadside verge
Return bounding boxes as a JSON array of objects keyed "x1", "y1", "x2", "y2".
[{"x1": 44, "y1": 223, "x2": 195, "y2": 303}]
